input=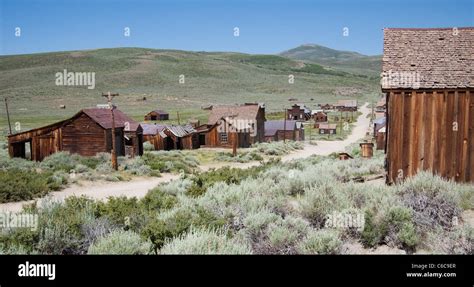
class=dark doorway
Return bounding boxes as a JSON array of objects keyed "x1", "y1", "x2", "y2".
[{"x1": 199, "y1": 134, "x2": 206, "y2": 145}]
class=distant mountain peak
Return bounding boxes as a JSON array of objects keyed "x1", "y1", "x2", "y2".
[{"x1": 279, "y1": 44, "x2": 381, "y2": 76}]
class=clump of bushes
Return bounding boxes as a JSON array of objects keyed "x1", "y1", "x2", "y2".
[
  {"x1": 361, "y1": 206, "x2": 418, "y2": 252},
  {"x1": 88, "y1": 230, "x2": 151, "y2": 255},
  {"x1": 397, "y1": 172, "x2": 463, "y2": 231},
  {"x1": 252, "y1": 141, "x2": 303, "y2": 156},
  {"x1": 142, "y1": 151, "x2": 199, "y2": 174},
  {"x1": 0, "y1": 169, "x2": 50, "y2": 203},
  {"x1": 160, "y1": 229, "x2": 252, "y2": 255},
  {"x1": 296, "y1": 229, "x2": 342, "y2": 254},
  {"x1": 215, "y1": 151, "x2": 263, "y2": 163},
  {"x1": 141, "y1": 206, "x2": 226, "y2": 253},
  {"x1": 186, "y1": 166, "x2": 267, "y2": 197}
]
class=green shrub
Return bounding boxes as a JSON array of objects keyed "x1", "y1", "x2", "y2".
[
  {"x1": 265, "y1": 216, "x2": 310, "y2": 254},
  {"x1": 142, "y1": 151, "x2": 199, "y2": 174},
  {"x1": 215, "y1": 151, "x2": 263, "y2": 163},
  {"x1": 186, "y1": 166, "x2": 263, "y2": 197},
  {"x1": 40, "y1": 152, "x2": 77, "y2": 172},
  {"x1": 142, "y1": 207, "x2": 226, "y2": 253},
  {"x1": 361, "y1": 209, "x2": 386, "y2": 248},
  {"x1": 296, "y1": 229, "x2": 342, "y2": 254},
  {"x1": 0, "y1": 169, "x2": 50, "y2": 203},
  {"x1": 362, "y1": 206, "x2": 418, "y2": 251},
  {"x1": 398, "y1": 172, "x2": 462, "y2": 231},
  {"x1": 88, "y1": 230, "x2": 151, "y2": 255},
  {"x1": 252, "y1": 141, "x2": 303, "y2": 156},
  {"x1": 47, "y1": 170, "x2": 69, "y2": 191},
  {"x1": 160, "y1": 229, "x2": 252, "y2": 255},
  {"x1": 298, "y1": 183, "x2": 353, "y2": 228},
  {"x1": 96, "y1": 197, "x2": 143, "y2": 229},
  {"x1": 121, "y1": 157, "x2": 152, "y2": 176},
  {"x1": 0, "y1": 228, "x2": 39, "y2": 254},
  {"x1": 140, "y1": 188, "x2": 178, "y2": 212},
  {"x1": 35, "y1": 197, "x2": 97, "y2": 254}
]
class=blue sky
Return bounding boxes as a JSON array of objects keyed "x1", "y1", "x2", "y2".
[{"x1": 1, "y1": 0, "x2": 473, "y2": 56}]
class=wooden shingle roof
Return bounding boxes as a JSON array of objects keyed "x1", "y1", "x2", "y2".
[
  {"x1": 382, "y1": 27, "x2": 474, "y2": 89},
  {"x1": 82, "y1": 108, "x2": 141, "y2": 132}
]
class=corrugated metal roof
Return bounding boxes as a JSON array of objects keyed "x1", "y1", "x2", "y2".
[
  {"x1": 264, "y1": 120, "x2": 298, "y2": 137},
  {"x1": 164, "y1": 124, "x2": 196, "y2": 137},
  {"x1": 141, "y1": 123, "x2": 166, "y2": 135},
  {"x1": 373, "y1": 117, "x2": 386, "y2": 125}
]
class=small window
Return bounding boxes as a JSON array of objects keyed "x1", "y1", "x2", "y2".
[{"x1": 219, "y1": 133, "x2": 228, "y2": 143}]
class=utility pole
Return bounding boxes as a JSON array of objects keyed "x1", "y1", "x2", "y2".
[
  {"x1": 177, "y1": 111, "x2": 181, "y2": 125},
  {"x1": 102, "y1": 92, "x2": 119, "y2": 170},
  {"x1": 4, "y1": 98, "x2": 12, "y2": 135},
  {"x1": 232, "y1": 132, "x2": 237, "y2": 157}
]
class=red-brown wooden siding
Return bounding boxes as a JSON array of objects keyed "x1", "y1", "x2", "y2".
[{"x1": 386, "y1": 89, "x2": 474, "y2": 183}]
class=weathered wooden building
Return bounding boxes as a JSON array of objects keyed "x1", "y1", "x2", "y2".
[
  {"x1": 336, "y1": 100, "x2": 358, "y2": 112},
  {"x1": 313, "y1": 111, "x2": 328, "y2": 128},
  {"x1": 142, "y1": 123, "x2": 198, "y2": 150},
  {"x1": 287, "y1": 104, "x2": 311, "y2": 121},
  {"x1": 144, "y1": 110, "x2": 169, "y2": 121},
  {"x1": 382, "y1": 27, "x2": 474, "y2": 183},
  {"x1": 198, "y1": 103, "x2": 265, "y2": 148},
  {"x1": 8, "y1": 108, "x2": 143, "y2": 161},
  {"x1": 318, "y1": 123, "x2": 337, "y2": 135},
  {"x1": 373, "y1": 117, "x2": 387, "y2": 151},
  {"x1": 319, "y1": 103, "x2": 334, "y2": 111},
  {"x1": 264, "y1": 120, "x2": 304, "y2": 142},
  {"x1": 142, "y1": 124, "x2": 166, "y2": 150}
]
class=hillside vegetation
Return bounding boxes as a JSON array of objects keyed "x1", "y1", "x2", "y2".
[
  {"x1": 280, "y1": 44, "x2": 382, "y2": 77},
  {"x1": 0, "y1": 47, "x2": 379, "y2": 132}
]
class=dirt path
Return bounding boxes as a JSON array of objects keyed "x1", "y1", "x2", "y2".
[
  {"x1": 0, "y1": 174, "x2": 179, "y2": 213},
  {"x1": 282, "y1": 102, "x2": 371, "y2": 162},
  {"x1": 0, "y1": 103, "x2": 372, "y2": 213}
]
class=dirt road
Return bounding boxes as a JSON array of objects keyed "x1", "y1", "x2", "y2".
[
  {"x1": 0, "y1": 174, "x2": 179, "y2": 213},
  {"x1": 0, "y1": 103, "x2": 371, "y2": 213},
  {"x1": 282, "y1": 103, "x2": 371, "y2": 161}
]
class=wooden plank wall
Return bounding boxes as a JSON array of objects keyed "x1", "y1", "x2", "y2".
[
  {"x1": 386, "y1": 89, "x2": 473, "y2": 183},
  {"x1": 62, "y1": 114, "x2": 109, "y2": 157}
]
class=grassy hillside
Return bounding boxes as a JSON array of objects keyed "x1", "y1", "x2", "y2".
[
  {"x1": 280, "y1": 44, "x2": 382, "y2": 77},
  {"x1": 0, "y1": 47, "x2": 380, "y2": 133}
]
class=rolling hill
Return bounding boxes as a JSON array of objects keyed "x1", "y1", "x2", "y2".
[
  {"x1": 280, "y1": 44, "x2": 382, "y2": 76},
  {"x1": 0, "y1": 47, "x2": 380, "y2": 133}
]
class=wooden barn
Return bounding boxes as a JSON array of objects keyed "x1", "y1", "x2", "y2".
[
  {"x1": 287, "y1": 104, "x2": 311, "y2": 121},
  {"x1": 336, "y1": 100, "x2": 358, "y2": 112},
  {"x1": 144, "y1": 110, "x2": 169, "y2": 121},
  {"x1": 8, "y1": 108, "x2": 143, "y2": 161},
  {"x1": 382, "y1": 27, "x2": 474, "y2": 183},
  {"x1": 312, "y1": 111, "x2": 328, "y2": 127},
  {"x1": 142, "y1": 123, "x2": 198, "y2": 150},
  {"x1": 319, "y1": 103, "x2": 334, "y2": 111},
  {"x1": 198, "y1": 103, "x2": 265, "y2": 148},
  {"x1": 142, "y1": 124, "x2": 166, "y2": 150},
  {"x1": 318, "y1": 123, "x2": 337, "y2": 135},
  {"x1": 264, "y1": 120, "x2": 304, "y2": 142}
]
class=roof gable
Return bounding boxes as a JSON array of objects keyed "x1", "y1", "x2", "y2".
[{"x1": 81, "y1": 108, "x2": 140, "y2": 131}]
